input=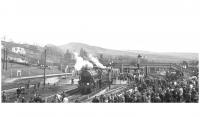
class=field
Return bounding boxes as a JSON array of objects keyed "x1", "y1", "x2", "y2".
[
  {"x1": 1, "y1": 62, "x2": 62, "y2": 79},
  {"x1": 1, "y1": 62, "x2": 64, "y2": 90}
]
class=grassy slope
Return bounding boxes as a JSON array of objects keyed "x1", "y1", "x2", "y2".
[{"x1": 1, "y1": 63, "x2": 62, "y2": 79}]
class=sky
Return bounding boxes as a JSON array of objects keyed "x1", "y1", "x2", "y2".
[{"x1": 0, "y1": 0, "x2": 200, "y2": 53}]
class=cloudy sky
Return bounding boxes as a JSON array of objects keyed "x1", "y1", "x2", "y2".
[{"x1": 0, "y1": 0, "x2": 200, "y2": 53}]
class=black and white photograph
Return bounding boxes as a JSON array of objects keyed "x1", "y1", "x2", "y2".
[
  {"x1": 1, "y1": 40, "x2": 199, "y2": 103},
  {"x1": 0, "y1": 0, "x2": 200, "y2": 117}
]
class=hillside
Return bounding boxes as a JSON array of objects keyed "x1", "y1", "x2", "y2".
[
  {"x1": 1, "y1": 41, "x2": 63, "y2": 79},
  {"x1": 1, "y1": 41, "x2": 64, "y2": 65},
  {"x1": 126, "y1": 50, "x2": 198, "y2": 60},
  {"x1": 59, "y1": 42, "x2": 138, "y2": 57},
  {"x1": 1, "y1": 41, "x2": 42, "y2": 60},
  {"x1": 59, "y1": 42, "x2": 199, "y2": 63},
  {"x1": 2, "y1": 41, "x2": 198, "y2": 64}
]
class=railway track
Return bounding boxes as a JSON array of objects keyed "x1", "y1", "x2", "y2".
[
  {"x1": 67, "y1": 87, "x2": 109, "y2": 102},
  {"x1": 66, "y1": 86, "x2": 116, "y2": 102},
  {"x1": 44, "y1": 85, "x2": 108, "y2": 102},
  {"x1": 46, "y1": 85, "x2": 128, "y2": 103},
  {"x1": 45, "y1": 87, "x2": 80, "y2": 102},
  {"x1": 82, "y1": 85, "x2": 127, "y2": 103}
]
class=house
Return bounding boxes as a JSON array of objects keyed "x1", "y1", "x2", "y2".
[{"x1": 12, "y1": 47, "x2": 26, "y2": 55}]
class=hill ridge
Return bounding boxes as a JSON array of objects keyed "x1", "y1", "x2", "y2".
[{"x1": 59, "y1": 42, "x2": 199, "y2": 62}]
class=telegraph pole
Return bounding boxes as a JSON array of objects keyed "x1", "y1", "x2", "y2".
[
  {"x1": 5, "y1": 48, "x2": 8, "y2": 70},
  {"x1": 3, "y1": 47, "x2": 5, "y2": 70},
  {"x1": 10, "y1": 63, "x2": 13, "y2": 78},
  {"x1": 3, "y1": 47, "x2": 8, "y2": 70},
  {"x1": 2, "y1": 36, "x2": 6, "y2": 70},
  {"x1": 43, "y1": 49, "x2": 47, "y2": 87}
]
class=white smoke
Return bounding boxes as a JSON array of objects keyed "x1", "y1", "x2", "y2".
[
  {"x1": 73, "y1": 52, "x2": 93, "y2": 71},
  {"x1": 89, "y1": 54, "x2": 106, "y2": 69}
]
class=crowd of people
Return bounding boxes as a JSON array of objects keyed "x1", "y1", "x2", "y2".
[
  {"x1": 2, "y1": 92, "x2": 45, "y2": 103},
  {"x1": 1, "y1": 81, "x2": 61, "y2": 103},
  {"x1": 92, "y1": 75, "x2": 199, "y2": 103},
  {"x1": 49, "y1": 91, "x2": 69, "y2": 103},
  {"x1": 2, "y1": 85, "x2": 46, "y2": 103}
]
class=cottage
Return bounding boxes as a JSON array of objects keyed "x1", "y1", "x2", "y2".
[{"x1": 12, "y1": 47, "x2": 26, "y2": 55}]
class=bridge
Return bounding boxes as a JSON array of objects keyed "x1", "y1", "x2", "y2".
[
  {"x1": 120, "y1": 63, "x2": 182, "y2": 74},
  {"x1": 141, "y1": 63, "x2": 181, "y2": 69},
  {"x1": 140, "y1": 63, "x2": 182, "y2": 74}
]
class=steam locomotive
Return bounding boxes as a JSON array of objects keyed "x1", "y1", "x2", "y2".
[{"x1": 78, "y1": 67, "x2": 114, "y2": 94}]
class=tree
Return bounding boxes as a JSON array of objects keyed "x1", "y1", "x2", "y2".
[
  {"x1": 64, "y1": 49, "x2": 72, "y2": 61},
  {"x1": 79, "y1": 48, "x2": 88, "y2": 58}
]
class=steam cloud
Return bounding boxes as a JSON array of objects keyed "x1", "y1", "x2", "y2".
[
  {"x1": 73, "y1": 52, "x2": 93, "y2": 71},
  {"x1": 89, "y1": 54, "x2": 106, "y2": 69}
]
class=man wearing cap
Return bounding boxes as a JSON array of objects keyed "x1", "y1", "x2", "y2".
[{"x1": 2, "y1": 91, "x2": 7, "y2": 103}]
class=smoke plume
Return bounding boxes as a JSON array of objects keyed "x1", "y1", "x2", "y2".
[
  {"x1": 73, "y1": 52, "x2": 93, "y2": 70},
  {"x1": 89, "y1": 54, "x2": 106, "y2": 69}
]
